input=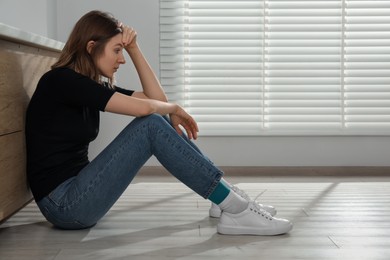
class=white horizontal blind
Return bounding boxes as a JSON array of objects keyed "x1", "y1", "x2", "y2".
[
  {"x1": 160, "y1": 0, "x2": 265, "y2": 135},
  {"x1": 264, "y1": 0, "x2": 342, "y2": 133},
  {"x1": 160, "y1": 0, "x2": 390, "y2": 136},
  {"x1": 344, "y1": 0, "x2": 390, "y2": 134}
]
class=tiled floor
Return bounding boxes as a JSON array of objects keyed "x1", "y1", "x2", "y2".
[{"x1": 1, "y1": 174, "x2": 390, "y2": 259}]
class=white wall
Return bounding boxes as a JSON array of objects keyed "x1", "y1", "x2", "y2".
[
  {"x1": 0, "y1": 0, "x2": 57, "y2": 39},
  {"x1": 3, "y1": 0, "x2": 390, "y2": 167}
]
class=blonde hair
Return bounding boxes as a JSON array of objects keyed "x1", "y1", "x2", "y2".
[{"x1": 52, "y1": 10, "x2": 121, "y2": 84}]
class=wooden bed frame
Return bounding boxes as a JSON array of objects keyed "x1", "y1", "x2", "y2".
[{"x1": 0, "y1": 24, "x2": 62, "y2": 223}]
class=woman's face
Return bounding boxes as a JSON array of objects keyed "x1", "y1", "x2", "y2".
[{"x1": 96, "y1": 34, "x2": 126, "y2": 78}]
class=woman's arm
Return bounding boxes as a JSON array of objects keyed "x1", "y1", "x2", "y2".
[
  {"x1": 105, "y1": 93, "x2": 198, "y2": 139},
  {"x1": 116, "y1": 25, "x2": 198, "y2": 139},
  {"x1": 105, "y1": 93, "x2": 174, "y2": 117},
  {"x1": 121, "y1": 25, "x2": 167, "y2": 102}
]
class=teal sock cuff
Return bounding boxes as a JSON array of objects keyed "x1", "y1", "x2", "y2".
[{"x1": 208, "y1": 180, "x2": 230, "y2": 205}]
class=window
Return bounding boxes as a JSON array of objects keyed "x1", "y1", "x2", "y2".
[{"x1": 160, "y1": 0, "x2": 390, "y2": 136}]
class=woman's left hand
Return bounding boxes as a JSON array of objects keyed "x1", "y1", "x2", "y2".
[{"x1": 170, "y1": 106, "x2": 199, "y2": 140}]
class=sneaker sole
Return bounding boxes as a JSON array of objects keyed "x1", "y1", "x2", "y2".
[{"x1": 217, "y1": 223, "x2": 293, "y2": 236}]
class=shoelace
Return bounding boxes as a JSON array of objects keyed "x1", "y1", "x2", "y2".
[
  {"x1": 249, "y1": 201, "x2": 273, "y2": 220},
  {"x1": 231, "y1": 185, "x2": 274, "y2": 220}
]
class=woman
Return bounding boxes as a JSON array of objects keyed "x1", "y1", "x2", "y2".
[{"x1": 26, "y1": 10, "x2": 292, "y2": 235}]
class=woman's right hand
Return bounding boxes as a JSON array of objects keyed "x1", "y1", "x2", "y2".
[
  {"x1": 120, "y1": 24, "x2": 138, "y2": 51},
  {"x1": 170, "y1": 105, "x2": 199, "y2": 140}
]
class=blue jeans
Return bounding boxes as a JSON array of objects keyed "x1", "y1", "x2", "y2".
[{"x1": 36, "y1": 114, "x2": 223, "y2": 229}]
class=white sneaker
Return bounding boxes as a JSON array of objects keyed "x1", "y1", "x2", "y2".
[
  {"x1": 209, "y1": 185, "x2": 277, "y2": 218},
  {"x1": 210, "y1": 202, "x2": 277, "y2": 218},
  {"x1": 217, "y1": 201, "x2": 293, "y2": 236}
]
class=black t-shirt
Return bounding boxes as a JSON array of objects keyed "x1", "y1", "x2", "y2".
[{"x1": 25, "y1": 67, "x2": 134, "y2": 201}]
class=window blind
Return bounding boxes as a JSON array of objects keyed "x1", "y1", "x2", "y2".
[
  {"x1": 344, "y1": 0, "x2": 390, "y2": 134},
  {"x1": 160, "y1": 0, "x2": 390, "y2": 136},
  {"x1": 264, "y1": 0, "x2": 342, "y2": 133}
]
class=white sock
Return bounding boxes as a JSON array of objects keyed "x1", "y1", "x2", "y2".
[
  {"x1": 220, "y1": 178, "x2": 233, "y2": 188},
  {"x1": 218, "y1": 190, "x2": 249, "y2": 214}
]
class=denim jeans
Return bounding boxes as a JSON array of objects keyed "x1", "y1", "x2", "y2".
[{"x1": 36, "y1": 114, "x2": 223, "y2": 229}]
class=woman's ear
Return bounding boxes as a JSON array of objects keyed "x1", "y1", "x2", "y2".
[{"x1": 86, "y1": 40, "x2": 95, "y2": 54}]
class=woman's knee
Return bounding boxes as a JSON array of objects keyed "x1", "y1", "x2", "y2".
[
  {"x1": 122, "y1": 114, "x2": 175, "y2": 143},
  {"x1": 145, "y1": 113, "x2": 166, "y2": 121},
  {"x1": 137, "y1": 114, "x2": 171, "y2": 129}
]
